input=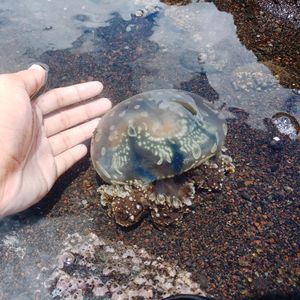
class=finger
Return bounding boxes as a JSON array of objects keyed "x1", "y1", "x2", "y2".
[
  {"x1": 36, "y1": 81, "x2": 104, "y2": 115},
  {"x1": 49, "y1": 118, "x2": 100, "y2": 156},
  {"x1": 55, "y1": 144, "x2": 88, "y2": 178},
  {"x1": 15, "y1": 64, "x2": 47, "y2": 98},
  {"x1": 44, "y1": 97, "x2": 111, "y2": 137}
]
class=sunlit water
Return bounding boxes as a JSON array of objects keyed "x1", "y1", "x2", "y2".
[
  {"x1": 0, "y1": 0, "x2": 299, "y2": 299},
  {"x1": 0, "y1": 0, "x2": 298, "y2": 128}
]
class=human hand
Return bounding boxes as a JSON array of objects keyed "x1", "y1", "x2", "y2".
[{"x1": 0, "y1": 64, "x2": 112, "y2": 216}]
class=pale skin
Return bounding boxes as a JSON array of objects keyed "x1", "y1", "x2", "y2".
[{"x1": 0, "y1": 64, "x2": 112, "y2": 216}]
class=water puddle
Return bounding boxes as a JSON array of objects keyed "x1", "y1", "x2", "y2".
[{"x1": 0, "y1": 1, "x2": 299, "y2": 299}]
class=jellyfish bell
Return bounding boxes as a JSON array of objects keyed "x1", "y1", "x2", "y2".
[{"x1": 91, "y1": 89, "x2": 227, "y2": 184}]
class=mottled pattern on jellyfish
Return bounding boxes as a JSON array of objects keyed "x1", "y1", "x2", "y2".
[{"x1": 91, "y1": 89, "x2": 227, "y2": 184}]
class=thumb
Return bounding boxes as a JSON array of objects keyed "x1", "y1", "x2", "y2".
[{"x1": 15, "y1": 63, "x2": 48, "y2": 99}]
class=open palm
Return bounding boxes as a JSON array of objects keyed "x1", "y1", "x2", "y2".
[{"x1": 0, "y1": 65, "x2": 111, "y2": 216}]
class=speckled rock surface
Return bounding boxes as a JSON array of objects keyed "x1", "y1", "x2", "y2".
[{"x1": 0, "y1": 1, "x2": 299, "y2": 299}]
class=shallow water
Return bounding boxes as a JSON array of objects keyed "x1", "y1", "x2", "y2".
[{"x1": 0, "y1": 1, "x2": 299, "y2": 299}]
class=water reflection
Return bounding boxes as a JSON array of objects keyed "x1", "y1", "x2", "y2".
[
  {"x1": 0, "y1": 0, "x2": 298, "y2": 129},
  {"x1": 142, "y1": 2, "x2": 298, "y2": 128},
  {"x1": 40, "y1": 9, "x2": 161, "y2": 103}
]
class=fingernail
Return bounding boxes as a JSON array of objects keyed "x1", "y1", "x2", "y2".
[
  {"x1": 29, "y1": 64, "x2": 45, "y2": 71},
  {"x1": 29, "y1": 63, "x2": 49, "y2": 100},
  {"x1": 28, "y1": 63, "x2": 49, "y2": 72}
]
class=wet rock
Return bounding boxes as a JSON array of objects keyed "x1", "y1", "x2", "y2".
[
  {"x1": 268, "y1": 136, "x2": 284, "y2": 151},
  {"x1": 134, "y1": 5, "x2": 161, "y2": 18},
  {"x1": 240, "y1": 191, "x2": 252, "y2": 201},
  {"x1": 161, "y1": 0, "x2": 192, "y2": 5},
  {"x1": 43, "y1": 26, "x2": 53, "y2": 31},
  {"x1": 231, "y1": 63, "x2": 279, "y2": 93},
  {"x1": 74, "y1": 14, "x2": 90, "y2": 22},
  {"x1": 47, "y1": 233, "x2": 207, "y2": 299},
  {"x1": 272, "y1": 112, "x2": 300, "y2": 140}
]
